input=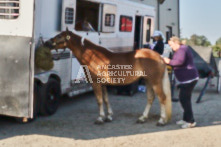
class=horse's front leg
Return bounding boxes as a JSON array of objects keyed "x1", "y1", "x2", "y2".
[
  {"x1": 92, "y1": 83, "x2": 106, "y2": 124},
  {"x1": 102, "y1": 86, "x2": 113, "y2": 122}
]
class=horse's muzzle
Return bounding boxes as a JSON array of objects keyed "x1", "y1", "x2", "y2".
[{"x1": 44, "y1": 40, "x2": 55, "y2": 49}]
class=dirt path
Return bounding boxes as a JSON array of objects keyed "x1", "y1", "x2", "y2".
[
  {"x1": 1, "y1": 125, "x2": 220, "y2": 147},
  {"x1": 0, "y1": 78, "x2": 220, "y2": 146}
]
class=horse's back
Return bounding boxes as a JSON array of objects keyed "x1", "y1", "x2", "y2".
[
  {"x1": 135, "y1": 49, "x2": 166, "y2": 81},
  {"x1": 134, "y1": 48, "x2": 161, "y2": 60},
  {"x1": 110, "y1": 48, "x2": 164, "y2": 66}
]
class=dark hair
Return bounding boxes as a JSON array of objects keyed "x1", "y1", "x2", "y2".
[
  {"x1": 158, "y1": 35, "x2": 163, "y2": 41},
  {"x1": 153, "y1": 35, "x2": 163, "y2": 41}
]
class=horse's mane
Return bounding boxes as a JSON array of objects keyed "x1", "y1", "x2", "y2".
[
  {"x1": 69, "y1": 31, "x2": 114, "y2": 54},
  {"x1": 85, "y1": 39, "x2": 114, "y2": 54},
  {"x1": 83, "y1": 39, "x2": 138, "y2": 55},
  {"x1": 70, "y1": 31, "x2": 138, "y2": 55}
]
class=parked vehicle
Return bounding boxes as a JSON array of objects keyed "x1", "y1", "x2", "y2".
[{"x1": 0, "y1": 0, "x2": 155, "y2": 122}]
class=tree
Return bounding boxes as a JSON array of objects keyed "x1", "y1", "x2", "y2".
[
  {"x1": 182, "y1": 34, "x2": 211, "y2": 47},
  {"x1": 212, "y1": 37, "x2": 221, "y2": 58},
  {"x1": 188, "y1": 34, "x2": 211, "y2": 47},
  {"x1": 212, "y1": 45, "x2": 221, "y2": 58},
  {"x1": 216, "y1": 37, "x2": 221, "y2": 45}
]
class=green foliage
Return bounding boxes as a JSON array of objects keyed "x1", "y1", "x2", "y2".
[
  {"x1": 190, "y1": 34, "x2": 211, "y2": 46},
  {"x1": 185, "y1": 34, "x2": 211, "y2": 47},
  {"x1": 212, "y1": 44, "x2": 221, "y2": 58},
  {"x1": 182, "y1": 35, "x2": 221, "y2": 58},
  {"x1": 215, "y1": 37, "x2": 221, "y2": 45},
  {"x1": 211, "y1": 37, "x2": 221, "y2": 58},
  {"x1": 212, "y1": 45, "x2": 221, "y2": 51}
]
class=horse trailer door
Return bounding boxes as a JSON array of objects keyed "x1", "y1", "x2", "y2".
[
  {"x1": 143, "y1": 16, "x2": 154, "y2": 45},
  {"x1": 61, "y1": 0, "x2": 76, "y2": 31},
  {"x1": 101, "y1": 4, "x2": 117, "y2": 33},
  {"x1": 0, "y1": 0, "x2": 35, "y2": 118}
]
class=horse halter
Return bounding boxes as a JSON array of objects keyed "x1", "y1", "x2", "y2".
[{"x1": 52, "y1": 34, "x2": 71, "y2": 48}]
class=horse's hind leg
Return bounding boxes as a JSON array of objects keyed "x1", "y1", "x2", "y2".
[
  {"x1": 102, "y1": 86, "x2": 113, "y2": 122},
  {"x1": 92, "y1": 83, "x2": 106, "y2": 124},
  {"x1": 137, "y1": 82, "x2": 155, "y2": 123},
  {"x1": 154, "y1": 68, "x2": 172, "y2": 126},
  {"x1": 152, "y1": 78, "x2": 171, "y2": 126}
]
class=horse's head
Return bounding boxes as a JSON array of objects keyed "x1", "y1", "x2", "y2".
[{"x1": 45, "y1": 28, "x2": 72, "y2": 50}]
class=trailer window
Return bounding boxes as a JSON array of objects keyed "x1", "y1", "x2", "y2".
[
  {"x1": 166, "y1": 26, "x2": 172, "y2": 43},
  {"x1": 146, "y1": 18, "x2": 152, "y2": 42},
  {"x1": 65, "y1": 8, "x2": 74, "y2": 24},
  {"x1": 0, "y1": 0, "x2": 19, "y2": 19},
  {"x1": 75, "y1": 0, "x2": 99, "y2": 32},
  {"x1": 105, "y1": 14, "x2": 115, "y2": 27},
  {"x1": 120, "y1": 16, "x2": 133, "y2": 32}
]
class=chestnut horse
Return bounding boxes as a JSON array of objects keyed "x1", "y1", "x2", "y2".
[{"x1": 45, "y1": 29, "x2": 172, "y2": 126}]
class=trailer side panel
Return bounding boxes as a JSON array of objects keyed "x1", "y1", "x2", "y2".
[{"x1": 0, "y1": 36, "x2": 32, "y2": 117}]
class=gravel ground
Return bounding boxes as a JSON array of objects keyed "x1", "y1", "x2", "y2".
[{"x1": 0, "y1": 78, "x2": 221, "y2": 146}]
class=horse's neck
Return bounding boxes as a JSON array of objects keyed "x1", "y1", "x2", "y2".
[
  {"x1": 68, "y1": 33, "x2": 97, "y2": 66},
  {"x1": 67, "y1": 34, "x2": 82, "y2": 61},
  {"x1": 69, "y1": 33, "x2": 110, "y2": 66}
]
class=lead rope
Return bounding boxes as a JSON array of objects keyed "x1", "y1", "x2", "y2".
[{"x1": 81, "y1": 37, "x2": 85, "y2": 46}]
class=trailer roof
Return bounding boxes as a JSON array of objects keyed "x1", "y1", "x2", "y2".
[{"x1": 87, "y1": 0, "x2": 155, "y2": 10}]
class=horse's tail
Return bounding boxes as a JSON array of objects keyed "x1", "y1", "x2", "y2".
[{"x1": 162, "y1": 67, "x2": 172, "y2": 121}]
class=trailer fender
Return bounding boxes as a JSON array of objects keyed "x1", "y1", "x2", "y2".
[{"x1": 34, "y1": 70, "x2": 60, "y2": 84}]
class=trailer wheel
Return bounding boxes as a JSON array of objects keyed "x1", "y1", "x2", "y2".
[
  {"x1": 34, "y1": 82, "x2": 41, "y2": 118},
  {"x1": 40, "y1": 78, "x2": 61, "y2": 116}
]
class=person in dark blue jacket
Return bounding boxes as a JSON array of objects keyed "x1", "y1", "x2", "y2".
[{"x1": 152, "y1": 31, "x2": 164, "y2": 55}]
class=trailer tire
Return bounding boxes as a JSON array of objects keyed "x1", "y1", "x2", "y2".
[
  {"x1": 40, "y1": 78, "x2": 61, "y2": 116},
  {"x1": 33, "y1": 82, "x2": 40, "y2": 118}
]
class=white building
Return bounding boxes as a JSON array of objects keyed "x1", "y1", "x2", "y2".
[{"x1": 130, "y1": 0, "x2": 180, "y2": 42}]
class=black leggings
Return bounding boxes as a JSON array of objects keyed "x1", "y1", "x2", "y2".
[{"x1": 178, "y1": 80, "x2": 197, "y2": 123}]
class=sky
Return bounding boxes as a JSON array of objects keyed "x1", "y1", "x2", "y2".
[{"x1": 180, "y1": 0, "x2": 221, "y2": 45}]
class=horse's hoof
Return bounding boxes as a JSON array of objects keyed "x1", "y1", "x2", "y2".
[
  {"x1": 156, "y1": 118, "x2": 166, "y2": 126},
  {"x1": 156, "y1": 122, "x2": 166, "y2": 126},
  {"x1": 105, "y1": 116, "x2": 113, "y2": 122},
  {"x1": 136, "y1": 116, "x2": 147, "y2": 124},
  {"x1": 136, "y1": 119, "x2": 146, "y2": 124},
  {"x1": 94, "y1": 117, "x2": 105, "y2": 125},
  {"x1": 94, "y1": 120, "x2": 104, "y2": 125}
]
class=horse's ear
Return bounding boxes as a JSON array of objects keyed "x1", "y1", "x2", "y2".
[{"x1": 66, "y1": 27, "x2": 69, "y2": 32}]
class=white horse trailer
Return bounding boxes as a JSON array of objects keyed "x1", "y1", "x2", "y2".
[{"x1": 0, "y1": 0, "x2": 155, "y2": 121}]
